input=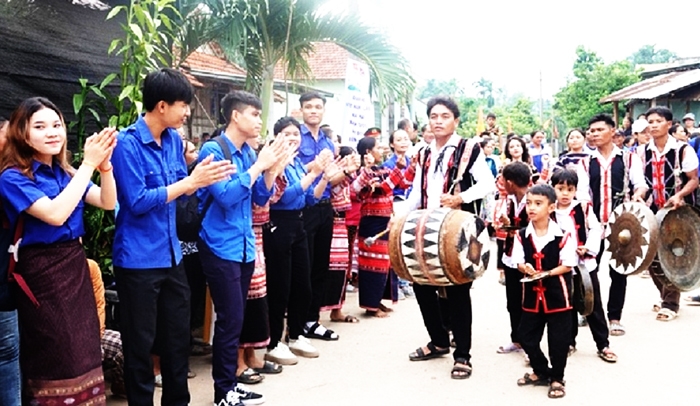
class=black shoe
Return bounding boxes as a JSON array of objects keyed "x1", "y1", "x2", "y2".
[
  {"x1": 215, "y1": 390, "x2": 244, "y2": 406},
  {"x1": 235, "y1": 384, "x2": 265, "y2": 405}
]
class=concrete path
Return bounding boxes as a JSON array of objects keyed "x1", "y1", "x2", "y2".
[{"x1": 107, "y1": 250, "x2": 700, "y2": 406}]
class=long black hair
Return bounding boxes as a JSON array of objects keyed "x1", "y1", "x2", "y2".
[
  {"x1": 356, "y1": 136, "x2": 377, "y2": 167},
  {"x1": 504, "y1": 136, "x2": 531, "y2": 163}
]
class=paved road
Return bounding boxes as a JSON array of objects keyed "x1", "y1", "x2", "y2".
[{"x1": 108, "y1": 249, "x2": 700, "y2": 406}]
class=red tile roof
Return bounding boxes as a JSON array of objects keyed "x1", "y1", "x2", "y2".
[
  {"x1": 274, "y1": 42, "x2": 350, "y2": 81},
  {"x1": 182, "y1": 51, "x2": 247, "y2": 77},
  {"x1": 181, "y1": 70, "x2": 204, "y2": 88}
]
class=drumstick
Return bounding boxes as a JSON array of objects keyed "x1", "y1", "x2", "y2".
[{"x1": 364, "y1": 228, "x2": 390, "y2": 247}]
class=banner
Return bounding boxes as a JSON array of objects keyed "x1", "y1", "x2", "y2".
[{"x1": 341, "y1": 60, "x2": 374, "y2": 147}]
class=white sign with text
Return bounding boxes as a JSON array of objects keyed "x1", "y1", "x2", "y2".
[{"x1": 341, "y1": 60, "x2": 374, "y2": 147}]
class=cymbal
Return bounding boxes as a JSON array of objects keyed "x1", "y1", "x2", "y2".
[{"x1": 520, "y1": 271, "x2": 551, "y2": 283}]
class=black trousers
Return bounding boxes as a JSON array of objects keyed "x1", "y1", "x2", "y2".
[
  {"x1": 504, "y1": 266, "x2": 523, "y2": 344},
  {"x1": 303, "y1": 202, "x2": 334, "y2": 322},
  {"x1": 600, "y1": 240, "x2": 627, "y2": 321},
  {"x1": 264, "y1": 211, "x2": 313, "y2": 348},
  {"x1": 183, "y1": 252, "x2": 206, "y2": 332},
  {"x1": 413, "y1": 282, "x2": 473, "y2": 361},
  {"x1": 519, "y1": 309, "x2": 571, "y2": 382},
  {"x1": 197, "y1": 242, "x2": 254, "y2": 403},
  {"x1": 439, "y1": 297, "x2": 451, "y2": 332},
  {"x1": 115, "y1": 263, "x2": 191, "y2": 406},
  {"x1": 571, "y1": 270, "x2": 609, "y2": 351}
]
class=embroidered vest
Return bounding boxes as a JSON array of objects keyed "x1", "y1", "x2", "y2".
[
  {"x1": 569, "y1": 202, "x2": 588, "y2": 247},
  {"x1": 419, "y1": 138, "x2": 481, "y2": 214},
  {"x1": 586, "y1": 153, "x2": 631, "y2": 223},
  {"x1": 504, "y1": 198, "x2": 529, "y2": 256},
  {"x1": 640, "y1": 143, "x2": 693, "y2": 211},
  {"x1": 519, "y1": 229, "x2": 573, "y2": 313}
]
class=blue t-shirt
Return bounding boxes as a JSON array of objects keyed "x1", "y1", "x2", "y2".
[
  {"x1": 112, "y1": 115, "x2": 188, "y2": 269},
  {"x1": 0, "y1": 160, "x2": 93, "y2": 246},
  {"x1": 271, "y1": 157, "x2": 318, "y2": 210},
  {"x1": 298, "y1": 125, "x2": 334, "y2": 200},
  {"x1": 197, "y1": 137, "x2": 272, "y2": 263}
]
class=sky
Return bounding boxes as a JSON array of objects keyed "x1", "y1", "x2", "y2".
[{"x1": 326, "y1": 0, "x2": 700, "y2": 99}]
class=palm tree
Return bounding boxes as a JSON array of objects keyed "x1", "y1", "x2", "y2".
[{"x1": 178, "y1": 0, "x2": 415, "y2": 135}]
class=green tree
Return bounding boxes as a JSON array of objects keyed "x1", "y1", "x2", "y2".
[
  {"x1": 628, "y1": 44, "x2": 677, "y2": 66},
  {"x1": 184, "y1": 0, "x2": 414, "y2": 135},
  {"x1": 473, "y1": 77, "x2": 494, "y2": 108},
  {"x1": 554, "y1": 46, "x2": 640, "y2": 130},
  {"x1": 418, "y1": 78, "x2": 462, "y2": 100}
]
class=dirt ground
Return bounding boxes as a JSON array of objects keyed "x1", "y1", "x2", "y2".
[{"x1": 107, "y1": 245, "x2": 700, "y2": 406}]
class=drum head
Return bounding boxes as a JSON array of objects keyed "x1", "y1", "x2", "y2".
[
  {"x1": 389, "y1": 212, "x2": 412, "y2": 283},
  {"x1": 604, "y1": 202, "x2": 659, "y2": 275},
  {"x1": 439, "y1": 210, "x2": 491, "y2": 284},
  {"x1": 657, "y1": 206, "x2": 700, "y2": 292}
]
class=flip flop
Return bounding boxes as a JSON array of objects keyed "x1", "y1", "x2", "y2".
[
  {"x1": 253, "y1": 361, "x2": 283, "y2": 375},
  {"x1": 497, "y1": 343, "x2": 522, "y2": 354},
  {"x1": 331, "y1": 315, "x2": 360, "y2": 323},
  {"x1": 684, "y1": 295, "x2": 700, "y2": 305}
]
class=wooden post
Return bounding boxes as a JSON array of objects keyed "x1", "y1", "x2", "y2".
[
  {"x1": 651, "y1": 99, "x2": 657, "y2": 107},
  {"x1": 613, "y1": 101, "x2": 619, "y2": 125}
]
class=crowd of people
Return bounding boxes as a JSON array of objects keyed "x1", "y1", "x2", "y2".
[{"x1": 1, "y1": 66, "x2": 700, "y2": 405}]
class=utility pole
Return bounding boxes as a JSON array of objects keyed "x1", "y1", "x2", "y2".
[{"x1": 539, "y1": 70, "x2": 544, "y2": 127}]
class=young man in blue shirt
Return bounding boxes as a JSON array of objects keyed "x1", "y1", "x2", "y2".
[
  {"x1": 197, "y1": 90, "x2": 288, "y2": 406},
  {"x1": 111, "y1": 68, "x2": 235, "y2": 406},
  {"x1": 297, "y1": 92, "x2": 346, "y2": 341}
]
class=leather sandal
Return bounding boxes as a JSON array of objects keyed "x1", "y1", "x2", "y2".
[
  {"x1": 451, "y1": 358, "x2": 472, "y2": 379},
  {"x1": 408, "y1": 342, "x2": 449, "y2": 361},
  {"x1": 236, "y1": 368, "x2": 264, "y2": 384},
  {"x1": 517, "y1": 372, "x2": 548, "y2": 386}
]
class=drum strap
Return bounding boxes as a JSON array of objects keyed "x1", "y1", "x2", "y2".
[
  {"x1": 452, "y1": 139, "x2": 477, "y2": 195},
  {"x1": 621, "y1": 150, "x2": 632, "y2": 205}
]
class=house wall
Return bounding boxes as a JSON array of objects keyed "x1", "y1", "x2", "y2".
[
  {"x1": 188, "y1": 86, "x2": 215, "y2": 142},
  {"x1": 271, "y1": 78, "x2": 427, "y2": 147},
  {"x1": 270, "y1": 79, "x2": 346, "y2": 137},
  {"x1": 187, "y1": 81, "x2": 239, "y2": 145},
  {"x1": 630, "y1": 100, "x2": 700, "y2": 122}
]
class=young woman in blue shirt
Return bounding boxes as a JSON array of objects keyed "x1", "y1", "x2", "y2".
[
  {"x1": 263, "y1": 116, "x2": 340, "y2": 365},
  {"x1": 0, "y1": 96, "x2": 116, "y2": 405}
]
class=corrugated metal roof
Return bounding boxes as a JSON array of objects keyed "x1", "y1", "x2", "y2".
[{"x1": 601, "y1": 69, "x2": 700, "y2": 103}]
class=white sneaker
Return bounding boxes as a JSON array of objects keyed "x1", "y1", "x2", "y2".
[
  {"x1": 235, "y1": 384, "x2": 265, "y2": 405},
  {"x1": 264, "y1": 343, "x2": 298, "y2": 365},
  {"x1": 215, "y1": 390, "x2": 244, "y2": 406},
  {"x1": 288, "y1": 336, "x2": 320, "y2": 358}
]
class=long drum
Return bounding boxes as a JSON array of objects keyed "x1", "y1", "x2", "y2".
[
  {"x1": 656, "y1": 206, "x2": 700, "y2": 291},
  {"x1": 389, "y1": 208, "x2": 491, "y2": 286}
]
